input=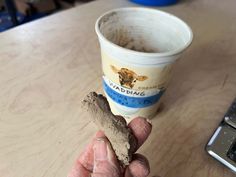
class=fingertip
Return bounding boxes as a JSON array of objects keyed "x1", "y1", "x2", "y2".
[
  {"x1": 125, "y1": 154, "x2": 150, "y2": 177},
  {"x1": 131, "y1": 117, "x2": 152, "y2": 126},
  {"x1": 95, "y1": 131, "x2": 105, "y2": 138},
  {"x1": 128, "y1": 117, "x2": 152, "y2": 149}
]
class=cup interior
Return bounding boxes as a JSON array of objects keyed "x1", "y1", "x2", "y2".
[{"x1": 97, "y1": 8, "x2": 192, "y2": 53}]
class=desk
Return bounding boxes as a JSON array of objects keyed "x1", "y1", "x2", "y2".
[{"x1": 0, "y1": 0, "x2": 236, "y2": 176}]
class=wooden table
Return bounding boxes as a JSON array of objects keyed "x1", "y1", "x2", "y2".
[{"x1": 1, "y1": 0, "x2": 236, "y2": 176}]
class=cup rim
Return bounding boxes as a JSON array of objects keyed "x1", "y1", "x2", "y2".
[{"x1": 95, "y1": 7, "x2": 193, "y2": 58}]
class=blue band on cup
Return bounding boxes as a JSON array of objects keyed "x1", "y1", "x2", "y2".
[
  {"x1": 130, "y1": 0, "x2": 177, "y2": 6},
  {"x1": 103, "y1": 79, "x2": 165, "y2": 108}
]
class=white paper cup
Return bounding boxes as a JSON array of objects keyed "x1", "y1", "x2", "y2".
[{"x1": 95, "y1": 7, "x2": 193, "y2": 119}]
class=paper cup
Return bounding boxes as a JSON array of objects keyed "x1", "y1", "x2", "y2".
[{"x1": 95, "y1": 7, "x2": 193, "y2": 119}]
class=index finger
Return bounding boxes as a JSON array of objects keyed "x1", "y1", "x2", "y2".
[{"x1": 128, "y1": 117, "x2": 152, "y2": 151}]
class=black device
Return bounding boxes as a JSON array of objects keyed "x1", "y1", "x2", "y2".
[{"x1": 206, "y1": 98, "x2": 236, "y2": 172}]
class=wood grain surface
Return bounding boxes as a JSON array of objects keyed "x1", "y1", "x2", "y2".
[{"x1": 0, "y1": 0, "x2": 236, "y2": 176}]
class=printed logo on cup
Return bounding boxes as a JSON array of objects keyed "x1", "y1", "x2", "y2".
[
  {"x1": 102, "y1": 51, "x2": 172, "y2": 110},
  {"x1": 110, "y1": 65, "x2": 148, "y2": 89}
]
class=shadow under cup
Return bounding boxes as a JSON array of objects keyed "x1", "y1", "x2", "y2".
[{"x1": 95, "y1": 8, "x2": 193, "y2": 119}]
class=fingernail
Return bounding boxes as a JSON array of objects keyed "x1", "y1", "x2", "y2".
[
  {"x1": 145, "y1": 118, "x2": 152, "y2": 125},
  {"x1": 94, "y1": 138, "x2": 107, "y2": 160},
  {"x1": 95, "y1": 131, "x2": 104, "y2": 138}
]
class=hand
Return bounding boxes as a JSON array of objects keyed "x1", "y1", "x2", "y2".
[{"x1": 68, "y1": 117, "x2": 152, "y2": 177}]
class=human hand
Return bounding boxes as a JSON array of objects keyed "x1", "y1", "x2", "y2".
[{"x1": 68, "y1": 117, "x2": 152, "y2": 177}]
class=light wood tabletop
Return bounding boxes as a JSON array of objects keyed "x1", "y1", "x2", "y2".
[{"x1": 1, "y1": 0, "x2": 236, "y2": 176}]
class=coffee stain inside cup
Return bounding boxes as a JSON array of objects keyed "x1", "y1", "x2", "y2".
[
  {"x1": 99, "y1": 12, "x2": 157, "y2": 53},
  {"x1": 110, "y1": 28, "x2": 156, "y2": 53}
]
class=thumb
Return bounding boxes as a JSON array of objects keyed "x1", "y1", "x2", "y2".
[{"x1": 92, "y1": 137, "x2": 121, "y2": 177}]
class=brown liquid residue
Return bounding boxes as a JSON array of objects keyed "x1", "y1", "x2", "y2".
[
  {"x1": 115, "y1": 28, "x2": 156, "y2": 53},
  {"x1": 129, "y1": 45, "x2": 155, "y2": 53},
  {"x1": 119, "y1": 39, "x2": 156, "y2": 53}
]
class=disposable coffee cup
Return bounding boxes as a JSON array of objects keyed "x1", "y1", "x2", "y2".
[{"x1": 95, "y1": 7, "x2": 193, "y2": 119}]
